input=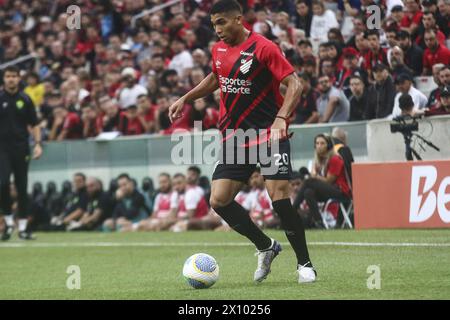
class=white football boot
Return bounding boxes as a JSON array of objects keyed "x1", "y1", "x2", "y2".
[{"x1": 254, "y1": 239, "x2": 282, "y2": 282}]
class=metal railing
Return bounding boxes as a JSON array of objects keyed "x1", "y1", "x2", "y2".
[
  {"x1": 131, "y1": 0, "x2": 183, "y2": 28},
  {"x1": 0, "y1": 52, "x2": 38, "y2": 70}
]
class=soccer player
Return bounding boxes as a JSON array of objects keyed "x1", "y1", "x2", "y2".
[
  {"x1": 0, "y1": 66, "x2": 43, "y2": 240},
  {"x1": 168, "y1": 0, "x2": 316, "y2": 283}
]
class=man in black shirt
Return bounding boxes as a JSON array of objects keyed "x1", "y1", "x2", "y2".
[
  {"x1": 103, "y1": 173, "x2": 148, "y2": 231},
  {"x1": 397, "y1": 30, "x2": 424, "y2": 76},
  {"x1": 293, "y1": 72, "x2": 319, "y2": 124},
  {"x1": 0, "y1": 66, "x2": 43, "y2": 240},
  {"x1": 50, "y1": 173, "x2": 88, "y2": 230},
  {"x1": 348, "y1": 75, "x2": 369, "y2": 121},
  {"x1": 68, "y1": 177, "x2": 112, "y2": 231}
]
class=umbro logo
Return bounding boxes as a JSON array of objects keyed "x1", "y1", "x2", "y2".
[{"x1": 240, "y1": 58, "x2": 253, "y2": 74}]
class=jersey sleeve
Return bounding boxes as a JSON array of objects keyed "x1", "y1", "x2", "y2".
[
  {"x1": 170, "y1": 192, "x2": 178, "y2": 209},
  {"x1": 259, "y1": 41, "x2": 295, "y2": 82},
  {"x1": 327, "y1": 155, "x2": 344, "y2": 177},
  {"x1": 184, "y1": 188, "x2": 202, "y2": 211}
]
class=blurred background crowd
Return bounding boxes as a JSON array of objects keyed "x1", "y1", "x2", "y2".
[{"x1": 0, "y1": 0, "x2": 449, "y2": 141}]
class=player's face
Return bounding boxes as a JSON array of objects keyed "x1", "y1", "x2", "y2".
[
  {"x1": 211, "y1": 12, "x2": 242, "y2": 45},
  {"x1": 3, "y1": 71, "x2": 20, "y2": 91},
  {"x1": 158, "y1": 175, "x2": 171, "y2": 193},
  {"x1": 173, "y1": 176, "x2": 186, "y2": 193}
]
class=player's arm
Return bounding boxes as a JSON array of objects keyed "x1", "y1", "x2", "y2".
[
  {"x1": 168, "y1": 73, "x2": 219, "y2": 122},
  {"x1": 271, "y1": 73, "x2": 302, "y2": 141},
  {"x1": 319, "y1": 96, "x2": 339, "y2": 123}
]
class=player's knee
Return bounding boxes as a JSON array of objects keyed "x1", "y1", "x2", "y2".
[{"x1": 209, "y1": 195, "x2": 231, "y2": 210}]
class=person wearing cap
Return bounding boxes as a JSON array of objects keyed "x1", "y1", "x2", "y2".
[
  {"x1": 365, "y1": 63, "x2": 397, "y2": 119},
  {"x1": 396, "y1": 30, "x2": 424, "y2": 76},
  {"x1": 415, "y1": 11, "x2": 446, "y2": 50},
  {"x1": 117, "y1": 67, "x2": 148, "y2": 110},
  {"x1": 391, "y1": 73, "x2": 428, "y2": 118},
  {"x1": 336, "y1": 47, "x2": 368, "y2": 98},
  {"x1": 389, "y1": 5, "x2": 405, "y2": 28},
  {"x1": 426, "y1": 85, "x2": 450, "y2": 116},
  {"x1": 422, "y1": 29, "x2": 450, "y2": 75}
]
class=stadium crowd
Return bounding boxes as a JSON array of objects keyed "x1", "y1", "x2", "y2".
[{"x1": 0, "y1": 0, "x2": 449, "y2": 141}]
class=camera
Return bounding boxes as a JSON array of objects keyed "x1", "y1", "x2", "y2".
[{"x1": 390, "y1": 115, "x2": 419, "y2": 134}]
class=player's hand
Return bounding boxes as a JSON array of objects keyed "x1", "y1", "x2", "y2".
[
  {"x1": 168, "y1": 98, "x2": 185, "y2": 123},
  {"x1": 32, "y1": 144, "x2": 43, "y2": 160},
  {"x1": 269, "y1": 117, "x2": 288, "y2": 146}
]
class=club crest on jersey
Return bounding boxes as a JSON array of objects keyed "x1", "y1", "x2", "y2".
[{"x1": 240, "y1": 58, "x2": 253, "y2": 74}]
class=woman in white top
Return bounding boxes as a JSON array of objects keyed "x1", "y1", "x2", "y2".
[{"x1": 310, "y1": 1, "x2": 339, "y2": 43}]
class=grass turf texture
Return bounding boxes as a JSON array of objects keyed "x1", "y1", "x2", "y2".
[{"x1": 0, "y1": 229, "x2": 449, "y2": 300}]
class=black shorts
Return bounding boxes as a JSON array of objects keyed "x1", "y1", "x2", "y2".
[{"x1": 212, "y1": 138, "x2": 293, "y2": 183}]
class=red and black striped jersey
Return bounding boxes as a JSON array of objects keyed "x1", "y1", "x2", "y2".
[{"x1": 211, "y1": 32, "x2": 294, "y2": 143}]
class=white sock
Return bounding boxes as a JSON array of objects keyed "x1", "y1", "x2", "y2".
[
  {"x1": 4, "y1": 215, "x2": 14, "y2": 227},
  {"x1": 18, "y1": 219, "x2": 28, "y2": 232}
]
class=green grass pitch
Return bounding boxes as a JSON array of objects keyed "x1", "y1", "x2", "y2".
[{"x1": 0, "y1": 229, "x2": 449, "y2": 300}]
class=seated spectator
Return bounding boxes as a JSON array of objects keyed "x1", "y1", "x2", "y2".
[
  {"x1": 98, "y1": 97, "x2": 121, "y2": 132},
  {"x1": 365, "y1": 63, "x2": 396, "y2": 119},
  {"x1": 426, "y1": 85, "x2": 450, "y2": 116},
  {"x1": 348, "y1": 75, "x2": 369, "y2": 121},
  {"x1": 49, "y1": 105, "x2": 83, "y2": 141},
  {"x1": 68, "y1": 177, "x2": 112, "y2": 231},
  {"x1": 136, "y1": 94, "x2": 156, "y2": 133},
  {"x1": 81, "y1": 103, "x2": 99, "y2": 138},
  {"x1": 316, "y1": 75, "x2": 350, "y2": 123},
  {"x1": 293, "y1": 134, "x2": 351, "y2": 228},
  {"x1": 397, "y1": 30, "x2": 424, "y2": 76},
  {"x1": 103, "y1": 174, "x2": 149, "y2": 232},
  {"x1": 422, "y1": 29, "x2": 450, "y2": 75},
  {"x1": 50, "y1": 173, "x2": 88, "y2": 230},
  {"x1": 117, "y1": 68, "x2": 148, "y2": 109},
  {"x1": 391, "y1": 73, "x2": 428, "y2": 118},
  {"x1": 310, "y1": 0, "x2": 339, "y2": 43},
  {"x1": 118, "y1": 105, "x2": 146, "y2": 136},
  {"x1": 292, "y1": 72, "x2": 319, "y2": 124},
  {"x1": 245, "y1": 169, "x2": 279, "y2": 229},
  {"x1": 133, "y1": 173, "x2": 173, "y2": 232}
]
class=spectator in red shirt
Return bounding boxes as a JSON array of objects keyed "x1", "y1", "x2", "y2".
[
  {"x1": 49, "y1": 106, "x2": 83, "y2": 141},
  {"x1": 423, "y1": 29, "x2": 450, "y2": 75},
  {"x1": 136, "y1": 94, "x2": 156, "y2": 133},
  {"x1": 400, "y1": 0, "x2": 423, "y2": 37},
  {"x1": 363, "y1": 30, "x2": 388, "y2": 75},
  {"x1": 81, "y1": 103, "x2": 99, "y2": 138},
  {"x1": 118, "y1": 105, "x2": 146, "y2": 136},
  {"x1": 292, "y1": 134, "x2": 351, "y2": 228}
]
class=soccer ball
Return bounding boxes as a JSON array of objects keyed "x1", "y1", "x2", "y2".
[{"x1": 182, "y1": 253, "x2": 219, "y2": 289}]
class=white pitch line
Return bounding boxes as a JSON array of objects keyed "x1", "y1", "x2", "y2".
[{"x1": 0, "y1": 241, "x2": 449, "y2": 248}]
